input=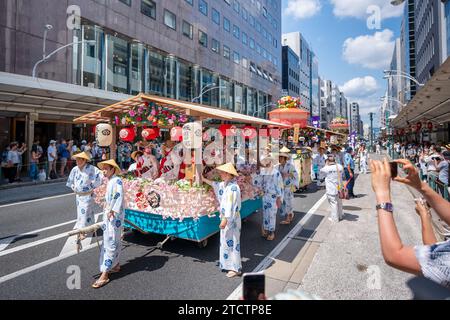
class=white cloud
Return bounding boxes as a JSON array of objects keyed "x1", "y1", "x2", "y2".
[
  {"x1": 340, "y1": 76, "x2": 378, "y2": 98},
  {"x1": 330, "y1": 0, "x2": 404, "y2": 20},
  {"x1": 342, "y1": 29, "x2": 395, "y2": 69},
  {"x1": 284, "y1": 0, "x2": 322, "y2": 19}
]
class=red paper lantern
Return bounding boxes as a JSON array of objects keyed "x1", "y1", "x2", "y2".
[
  {"x1": 170, "y1": 126, "x2": 183, "y2": 142},
  {"x1": 119, "y1": 127, "x2": 136, "y2": 142},
  {"x1": 219, "y1": 124, "x2": 238, "y2": 137},
  {"x1": 241, "y1": 126, "x2": 257, "y2": 139},
  {"x1": 416, "y1": 122, "x2": 422, "y2": 131},
  {"x1": 142, "y1": 127, "x2": 160, "y2": 141},
  {"x1": 427, "y1": 122, "x2": 433, "y2": 131}
]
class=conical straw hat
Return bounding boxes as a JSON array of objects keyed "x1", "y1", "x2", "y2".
[
  {"x1": 72, "y1": 151, "x2": 91, "y2": 161},
  {"x1": 216, "y1": 163, "x2": 239, "y2": 177},
  {"x1": 98, "y1": 159, "x2": 121, "y2": 175}
]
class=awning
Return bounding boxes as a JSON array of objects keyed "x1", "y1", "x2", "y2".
[
  {"x1": 393, "y1": 57, "x2": 450, "y2": 127},
  {"x1": 0, "y1": 72, "x2": 130, "y2": 119},
  {"x1": 74, "y1": 93, "x2": 291, "y2": 127}
]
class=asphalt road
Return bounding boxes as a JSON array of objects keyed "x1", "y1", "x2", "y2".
[{"x1": 0, "y1": 183, "x2": 325, "y2": 300}]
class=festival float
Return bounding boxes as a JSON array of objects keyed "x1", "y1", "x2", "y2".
[{"x1": 74, "y1": 94, "x2": 288, "y2": 248}]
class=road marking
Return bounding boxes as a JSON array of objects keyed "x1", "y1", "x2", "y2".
[
  {"x1": 0, "y1": 238, "x2": 14, "y2": 252},
  {"x1": 0, "y1": 241, "x2": 102, "y2": 285},
  {"x1": 0, "y1": 213, "x2": 102, "y2": 258},
  {"x1": 59, "y1": 214, "x2": 102, "y2": 257},
  {"x1": 226, "y1": 194, "x2": 327, "y2": 300},
  {"x1": 0, "y1": 192, "x2": 74, "y2": 209}
]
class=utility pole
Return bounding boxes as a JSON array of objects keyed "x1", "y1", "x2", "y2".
[{"x1": 369, "y1": 112, "x2": 374, "y2": 151}]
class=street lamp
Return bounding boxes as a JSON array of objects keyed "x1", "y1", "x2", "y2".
[
  {"x1": 252, "y1": 102, "x2": 276, "y2": 118},
  {"x1": 380, "y1": 96, "x2": 406, "y2": 108},
  {"x1": 191, "y1": 84, "x2": 226, "y2": 103},
  {"x1": 383, "y1": 70, "x2": 425, "y2": 87},
  {"x1": 32, "y1": 24, "x2": 96, "y2": 78}
]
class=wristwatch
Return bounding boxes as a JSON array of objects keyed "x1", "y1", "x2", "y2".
[{"x1": 376, "y1": 203, "x2": 394, "y2": 213}]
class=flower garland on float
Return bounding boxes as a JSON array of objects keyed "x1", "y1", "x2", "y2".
[{"x1": 119, "y1": 102, "x2": 191, "y2": 127}]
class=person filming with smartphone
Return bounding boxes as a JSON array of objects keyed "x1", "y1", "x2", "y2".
[{"x1": 370, "y1": 158, "x2": 450, "y2": 289}]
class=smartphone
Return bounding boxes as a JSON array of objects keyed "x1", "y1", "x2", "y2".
[
  {"x1": 243, "y1": 272, "x2": 265, "y2": 300},
  {"x1": 389, "y1": 162, "x2": 398, "y2": 179}
]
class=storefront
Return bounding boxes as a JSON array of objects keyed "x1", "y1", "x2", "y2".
[{"x1": 392, "y1": 58, "x2": 450, "y2": 144}]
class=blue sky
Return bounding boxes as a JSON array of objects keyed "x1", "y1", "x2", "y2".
[{"x1": 281, "y1": 0, "x2": 405, "y2": 126}]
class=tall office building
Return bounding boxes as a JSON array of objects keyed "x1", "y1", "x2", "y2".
[
  {"x1": 320, "y1": 79, "x2": 333, "y2": 129},
  {"x1": 349, "y1": 102, "x2": 360, "y2": 135},
  {"x1": 281, "y1": 45, "x2": 300, "y2": 97},
  {"x1": 0, "y1": 0, "x2": 281, "y2": 149},
  {"x1": 414, "y1": 0, "x2": 444, "y2": 85},
  {"x1": 281, "y1": 31, "x2": 319, "y2": 117},
  {"x1": 402, "y1": 0, "x2": 417, "y2": 101}
]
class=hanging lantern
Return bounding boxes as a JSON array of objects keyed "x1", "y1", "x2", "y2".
[
  {"x1": 416, "y1": 122, "x2": 422, "y2": 131},
  {"x1": 119, "y1": 127, "x2": 136, "y2": 142},
  {"x1": 182, "y1": 122, "x2": 202, "y2": 149},
  {"x1": 142, "y1": 127, "x2": 160, "y2": 141},
  {"x1": 427, "y1": 122, "x2": 433, "y2": 131},
  {"x1": 219, "y1": 124, "x2": 238, "y2": 137},
  {"x1": 170, "y1": 126, "x2": 183, "y2": 142},
  {"x1": 241, "y1": 126, "x2": 257, "y2": 139},
  {"x1": 95, "y1": 123, "x2": 113, "y2": 147}
]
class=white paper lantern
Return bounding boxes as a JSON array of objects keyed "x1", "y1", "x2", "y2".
[
  {"x1": 96, "y1": 123, "x2": 113, "y2": 147},
  {"x1": 182, "y1": 122, "x2": 202, "y2": 149}
]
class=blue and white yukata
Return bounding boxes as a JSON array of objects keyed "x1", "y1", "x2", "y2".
[
  {"x1": 254, "y1": 168, "x2": 284, "y2": 232},
  {"x1": 100, "y1": 176, "x2": 124, "y2": 273},
  {"x1": 212, "y1": 180, "x2": 242, "y2": 273},
  {"x1": 278, "y1": 160, "x2": 299, "y2": 219},
  {"x1": 66, "y1": 164, "x2": 103, "y2": 229}
]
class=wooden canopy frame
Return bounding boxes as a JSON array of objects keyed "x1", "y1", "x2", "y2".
[{"x1": 74, "y1": 93, "x2": 291, "y2": 127}]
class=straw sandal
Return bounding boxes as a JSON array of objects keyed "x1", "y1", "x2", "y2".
[
  {"x1": 226, "y1": 271, "x2": 242, "y2": 278},
  {"x1": 261, "y1": 227, "x2": 269, "y2": 238},
  {"x1": 92, "y1": 278, "x2": 110, "y2": 289},
  {"x1": 266, "y1": 232, "x2": 275, "y2": 241}
]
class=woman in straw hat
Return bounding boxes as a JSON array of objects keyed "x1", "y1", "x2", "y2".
[
  {"x1": 254, "y1": 155, "x2": 284, "y2": 241},
  {"x1": 278, "y1": 147, "x2": 299, "y2": 225},
  {"x1": 203, "y1": 163, "x2": 242, "y2": 278},
  {"x1": 92, "y1": 159, "x2": 124, "y2": 288},
  {"x1": 66, "y1": 152, "x2": 103, "y2": 235}
]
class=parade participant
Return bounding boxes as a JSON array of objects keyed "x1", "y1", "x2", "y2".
[
  {"x1": 203, "y1": 163, "x2": 242, "y2": 278},
  {"x1": 320, "y1": 154, "x2": 344, "y2": 222},
  {"x1": 344, "y1": 147, "x2": 356, "y2": 198},
  {"x1": 129, "y1": 150, "x2": 143, "y2": 175},
  {"x1": 92, "y1": 159, "x2": 124, "y2": 289},
  {"x1": 254, "y1": 155, "x2": 283, "y2": 241},
  {"x1": 358, "y1": 144, "x2": 369, "y2": 174},
  {"x1": 66, "y1": 152, "x2": 103, "y2": 237},
  {"x1": 313, "y1": 147, "x2": 326, "y2": 188},
  {"x1": 278, "y1": 147, "x2": 299, "y2": 225},
  {"x1": 140, "y1": 145, "x2": 160, "y2": 180}
]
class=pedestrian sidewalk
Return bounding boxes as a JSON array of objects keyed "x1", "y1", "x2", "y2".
[{"x1": 264, "y1": 153, "x2": 423, "y2": 300}]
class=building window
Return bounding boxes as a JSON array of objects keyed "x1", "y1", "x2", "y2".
[
  {"x1": 223, "y1": 17, "x2": 230, "y2": 32},
  {"x1": 233, "y1": 51, "x2": 240, "y2": 64},
  {"x1": 199, "y1": 0, "x2": 208, "y2": 16},
  {"x1": 141, "y1": 0, "x2": 156, "y2": 19},
  {"x1": 185, "y1": 0, "x2": 193, "y2": 6},
  {"x1": 233, "y1": 0, "x2": 240, "y2": 13},
  {"x1": 199, "y1": 30, "x2": 208, "y2": 47},
  {"x1": 182, "y1": 20, "x2": 193, "y2": 39},
  {"x1": 119, "y1": 0, "x2": 131, "y2": 6},
  {"x1": 212, "y1": 38, "x2": 220, "y2": 54},
  {"x1": 249, "y1": 38, "x2": 255, "y2": 49},
  {"x1": 106, "y1": 34, "x2": 129, "y2": 94},
  {"x1": 223, "y1": 45, "x2": 231, "y2": 60},
  {"x1": 242, "y1": 8, "x2": 248, "y2": 21},
  {"x1": 212, "y1": 8, "x2": 220, "y2": 25},
  {"x1": 242, "y1": 57, "x2": 248, "y2": 69},
  {"x1": 242, "y1": 32, "x2": 248, "y2": 45},
  {"x1": 233, "y1": 25, "x2": 240, "y2": 39},
  {"x1": 164, "y1": 9, "x2": 176, "y2": 30}
]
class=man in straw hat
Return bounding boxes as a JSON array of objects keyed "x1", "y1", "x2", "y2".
[
  {"x1": 66, "y1": 151, "x2": 103, "y2": 236},
  {"x1": 278, "y1": 147, "x2": 299, "y2": 225},
  {"x1": 203, "y1": 163, "x2": 242, "y2": 278},
  {"x1": 92, "y1": 159, "x2": 124, "y2": 288},
  {"x1": 253, "y1": 155, "x2": 284, "y2": 241}
]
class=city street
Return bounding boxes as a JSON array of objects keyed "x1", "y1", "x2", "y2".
[{"x1": 0, "y1": 182, "x2": 325, "y2": 299}]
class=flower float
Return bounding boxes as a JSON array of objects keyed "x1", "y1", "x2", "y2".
[
  {"x1": 121, "y1": 101, "x2": 191, "y2": 127},
  {"x1": 277, "y1": 96, "x2": 302, "y2": 109}
]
